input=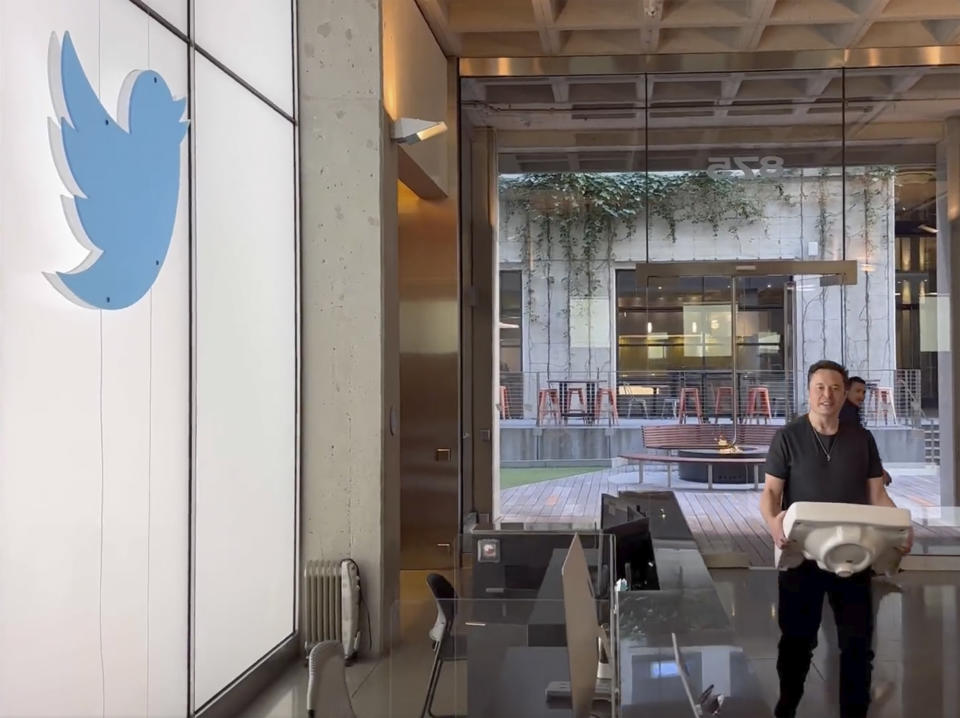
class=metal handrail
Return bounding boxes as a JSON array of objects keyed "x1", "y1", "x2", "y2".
[{"x1": 499, "y1": 368, "x2": 923, "y2": 426}]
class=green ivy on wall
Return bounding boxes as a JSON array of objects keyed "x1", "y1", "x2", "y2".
[
  {"x1": 499, "y1": 171, "x2": 788, "y2": 374},
  {"x1": 501, "y1": 171, "x2": 781, "y2": 246}
]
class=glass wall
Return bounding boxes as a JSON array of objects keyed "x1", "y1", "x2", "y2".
[{"x1": 474, "y1": 62, "x2": 960, "y2": 534}]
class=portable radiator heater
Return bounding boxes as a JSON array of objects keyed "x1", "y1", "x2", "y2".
[{"x1": 303, "y1": 559, "x2": 362, "y2": 663}]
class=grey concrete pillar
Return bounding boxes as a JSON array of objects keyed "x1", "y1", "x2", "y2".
[
  {"x1": 298, "y1": 0, "x2": 400, "y2": 653},
  {"x1": 936, "y1": 117, "x2": 960, "y2": 507}
]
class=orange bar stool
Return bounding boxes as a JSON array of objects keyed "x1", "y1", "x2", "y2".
[
  {"x1": 566, "y1": 387, "x2": 586, "y2": 419},
  {"x1": 537, "y1": 389, "x2": 560, "y2": 425},
  {"x1": 678, "y1": 387, "x2": 703, "y2": 424},
  {"x1": 747, "y1": 386, "x2": 772, "y2": 424},
  {"x1": 713, "y1": 386, "x2": 734, "y2": 419},
  {"x1": 594, "y1": 387, "x2": 619, "y2": 425}
]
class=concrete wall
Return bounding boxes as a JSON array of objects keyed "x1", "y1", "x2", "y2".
[
  {"x1": 500, "y1": 169, "x2": 897, "y2": 417},
  {"x1": 499, "y1": 426, "x2": 924, "y2": 464},
  {"x1": 300, "y1": 0, "x2": 455, "y2": 651},
  {"x1": 794, "y1": 169, "x2": 897, "y2": 383},
  {"x1": 299, "y1": 0, "x2": 398, "y2": 653}
]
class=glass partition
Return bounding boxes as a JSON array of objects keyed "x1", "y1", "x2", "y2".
[
  {"x1": 474, "y1": 62, "x2": 960, "y2": 557},
  {"x1": 393, "y1": 531, "x2": 617, "y2": 718},
  {"x1": 387, "y1": 597, "x2": 614, "y2": 718}
]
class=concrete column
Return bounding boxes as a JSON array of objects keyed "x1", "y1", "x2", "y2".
[
  {"x1": 936, "y1": 118, "x2": 960, "y2": 507},
  {"x1": 298, "y1": 0, "x2": 400, "y2": 652}
]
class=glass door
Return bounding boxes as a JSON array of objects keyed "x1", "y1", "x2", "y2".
[
  {"x1": 636, "y1": 274, "x2": 736, "y2": 425},
  {"x1": 633, "y1": 262, "x2": 855, "y2": 428},
  {"x1": 737, "y1": 276, "x2": 789, "y2": 424}
]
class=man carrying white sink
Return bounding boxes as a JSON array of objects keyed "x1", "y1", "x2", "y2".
[{"x1": 759, "y1": 360, "x2": 914, "y2": 718}]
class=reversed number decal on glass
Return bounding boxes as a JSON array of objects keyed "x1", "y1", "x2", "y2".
[{"x1": 706, "y1": 155, "x2": 785, "y2": 180}]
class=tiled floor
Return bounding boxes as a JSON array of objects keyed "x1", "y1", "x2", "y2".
[
  {"x1": 236, "y1": 570, "x2": 461, "y2": 718},
  {"x1": 237, "y1": 568, "x2": 960, "y2": 718},
  {"x1": 501, "y1": 465, "x2": 960, "y2": 567},
  {"x1": 711, "y1": 568, "x2": 960, "y2": 718}
]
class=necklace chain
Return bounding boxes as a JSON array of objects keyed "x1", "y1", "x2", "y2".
[{"x1": 811, "y1": 426, "x2": 837, "y2": 462}]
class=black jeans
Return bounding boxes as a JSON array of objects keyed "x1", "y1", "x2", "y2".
[{"x1": 775, "y1": 560, "x2": 874, "y2": 718}]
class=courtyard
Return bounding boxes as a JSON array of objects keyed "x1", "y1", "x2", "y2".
[{"x1": 500, "y1": 464, "x2": 960, "y2": 567}]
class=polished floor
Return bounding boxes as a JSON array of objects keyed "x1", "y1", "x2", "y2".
[
  {"x1": 235, "y1": 570, "x2": 464, "y2": 718},
  {"x1": 237, "y1": 568, "x2": 960, "y2": 718}
]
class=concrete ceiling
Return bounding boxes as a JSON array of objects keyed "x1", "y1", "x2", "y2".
[
  {"x1": 416, "y1": 0, "x2": 960, "y2": 57},
  {"x1": 462, "y1": 66, "x2": 960, "y2": 178},
  {"x1": 428, "y1": 0, "x2": 959, "y2": 215}
]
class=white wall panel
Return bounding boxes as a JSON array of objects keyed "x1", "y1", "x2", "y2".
[
  {"x1": 0, "y1": 1, "x2": 189, "y2": 716},
  {"x1": 193, "y1": 54, "x2": 297, "y2": 708},
  {"x1": 195, "y1": 0, "x2": 294, "y2": 114}
]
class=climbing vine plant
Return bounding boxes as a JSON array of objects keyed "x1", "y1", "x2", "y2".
[{"x1": 500, "y1": 171, "x2": 787, "y2": 374}]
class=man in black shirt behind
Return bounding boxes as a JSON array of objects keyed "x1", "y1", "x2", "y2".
[
  {"x1": 838, "y1": 375, "x2": 866, "y2": 426},
  {"x1": 839, "y1": 375, "x2": 892, "y2": 486},
  {"x1": 759, "y1": 360, "x2": 913, "y2": 718}
]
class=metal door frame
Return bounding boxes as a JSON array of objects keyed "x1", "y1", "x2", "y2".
[
  {"x1": 636, "y1": 260, "x2": 857, "y2": 432},
  {"x1": 635, "y1": 260, "x2": 857, "y2": 283},
  {"x1": 460, "y1": 45, "x2": 960, "y2": 78}
]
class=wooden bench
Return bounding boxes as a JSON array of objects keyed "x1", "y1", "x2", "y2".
[
  {"x1": 618, "y1": 423, "x2": 781, "y2": 489},
  {"x1": 641, "y1": 423, "x2": 780, "y2": 450},
  {"x1": 620, "y1": 452, "x2": 768, "y2": 489}
]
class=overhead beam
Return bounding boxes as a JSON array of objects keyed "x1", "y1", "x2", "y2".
[
  {"x1": 551, "y1": 78, "x2": 571, "y2": 103},
  {"x1": 792, "y1": 72, "x2": 836, "y2": 116},
  {"x1": 496, "y1": 121, "x2": 944, "y2": 151},
  {"x1": 846, "y1": 69, "x2": 926, "y2": 138},
  {"x1": 639, "y1": 0, "x2": 664, "y2": 53},
  {"x1": 738, "y1": 0, "x2": 776, "y2": 51},
  {"x1": 531, "y1": 0, "x2": 564, "y2": 55},
  {"x1": 415, "y1": 0, "x2": 462, "y2": 56},
  {"x1": 925, "y1": 18, "x2": 960, "y2": 44},
  {"x1": 717, "y1": 72, "x2": 745, "y2": 116},
  {"x1": 838, "y1": 0, "x2": 893, "y2": 48}
]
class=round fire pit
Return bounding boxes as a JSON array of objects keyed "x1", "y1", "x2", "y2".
[{"x1": 677, "y1": 446, "x2": 767, "y2": 484}]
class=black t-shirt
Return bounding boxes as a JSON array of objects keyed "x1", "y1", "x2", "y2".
[
  {"x1": 838, "y1": 399, "x2": 862, "y2": 426},
  {"x1": 765, "y1": 414, "x2": 883, "y2": 510}
]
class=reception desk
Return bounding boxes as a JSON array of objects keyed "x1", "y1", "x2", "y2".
[
  {"x1": 616, "y1": 491, "x2": 769, "y2": 716},
  {"x1": 463, "y1": 491, "x2": 769, "y2": 716}
]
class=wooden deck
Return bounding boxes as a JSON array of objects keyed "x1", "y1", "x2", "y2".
[{"x1": 499, "y1": 466, "x2": 960, "y2": 568}]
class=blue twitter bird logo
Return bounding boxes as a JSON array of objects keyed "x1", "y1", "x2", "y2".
[{"x1": 46, "y1": 32, "x2": 187, "y2": 310}]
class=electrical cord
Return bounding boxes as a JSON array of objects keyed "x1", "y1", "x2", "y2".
[{"x1": 341, "y1": 559, "x2": 373, "y2": 658}]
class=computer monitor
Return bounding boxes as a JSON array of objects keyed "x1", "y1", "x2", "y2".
[
  {"x1": 600, "y1": 493, "x2": 640, "y2": 531},
  {"x1": 608, "y1": 516, "x2": 659, "y2": 591}
]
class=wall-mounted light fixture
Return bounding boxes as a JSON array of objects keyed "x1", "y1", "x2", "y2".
[{"x1": 391, "y1": 117, "x2": 447, "y2": 145}]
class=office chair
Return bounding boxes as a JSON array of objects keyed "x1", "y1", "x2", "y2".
[
  {"x1": 307, "y1": 640, "x2": 356, "y2": 718},
  {"x1": 420, "y1": 573, "x2": 466, "y2": 718}
]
